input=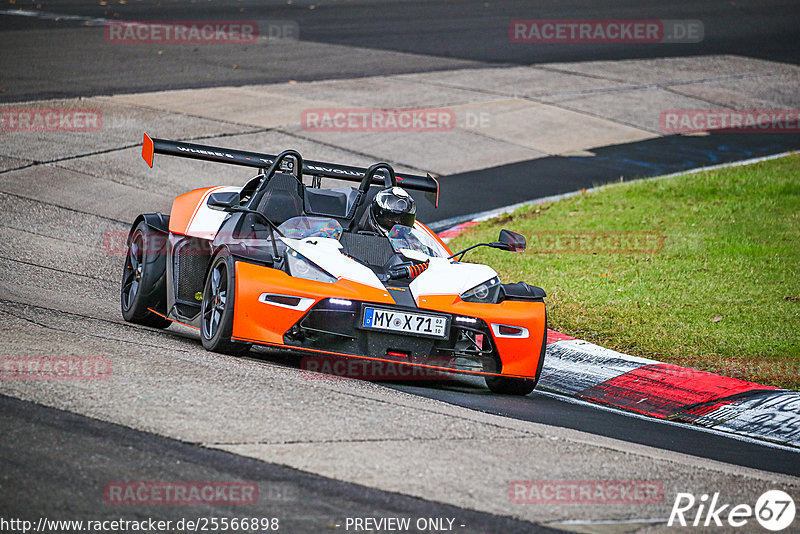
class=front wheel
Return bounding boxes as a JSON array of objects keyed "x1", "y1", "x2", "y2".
[
  {"x1": 485, "y1": 375, "x2": 536, "y2": 396},
  {"x1": 200, "y1": 252, "x2": 249, "y2": 355},
  {"x1": 485, "y1": 313, "x2": 547, "y2": 396}
]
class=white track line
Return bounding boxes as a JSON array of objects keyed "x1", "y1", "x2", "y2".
[
  {"x1": 0, "y1": 8, "x2": 297, "y2": 43},
  {"x1": 548, "y1": 518, "x2": 670, "y2": 526},
  {"x1": 0, "y1": 9, "x2": 108, "y2": 26}
]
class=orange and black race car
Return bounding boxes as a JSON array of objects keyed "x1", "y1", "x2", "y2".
[{"x1": 121, "y1": 134, "x2": 547, "y2": 395}]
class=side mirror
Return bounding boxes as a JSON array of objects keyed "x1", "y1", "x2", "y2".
[
  {"x1": 207, "y1": 191, "x2": 241, "y2": 211},
  {"x1": 494, "y1": 229, "x2": 526, "y2": 252},
  {"x1": 448, "y1": 229, "x2": 527, "y2": 261}
]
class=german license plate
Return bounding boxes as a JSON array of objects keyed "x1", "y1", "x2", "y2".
[{"x1": 361, "y1": 307, "x2": 448, "y2": 339}]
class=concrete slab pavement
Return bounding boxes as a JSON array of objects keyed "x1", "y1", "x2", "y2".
[
  {"x1": 100, "y1": 62, "x2": 657, "y2": 174},
  {"x1": 107, "y1": 87, "x2": 344, "y2": 131},
  {"x1": 245, "y1": 76, "x2": 501, "y2": 109},
  {"x1": 1, "y1": 394, "x2": 558, "y2": 534},
  {"x1": 547, "y1": 87, "x2": 716, "y2": 133},
  {"x1": 0, "y1": 155, "x2": 32, "y2": 173},
  {"x1": 669, "y1": 71, "x2": 800, "y2": 109},
  {"x1": 393, "y1": 66, "x2": 637, "y2": 101},
  {"x1": 5, "y1": 54, "x2": 791, "y2": 180},
  {"x1": 0, "y1": 97, "x2": 247, "y2": 163},
  {"x1": 452, "y1": 99, "x2": 655, "y2": 154},
  {"x1": 543, "y1": 55, "x2": 797, "y2": 86},
  {"x1": 0, "y1": 164, "x2": 170, "y2": 221},
  {"x1": 281, "y1": 126, "x2": 548, "y2": 176}
]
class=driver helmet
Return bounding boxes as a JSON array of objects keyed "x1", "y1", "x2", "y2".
[{"x1": 367, "y1": 186, "x2": 416, "y2": 235}]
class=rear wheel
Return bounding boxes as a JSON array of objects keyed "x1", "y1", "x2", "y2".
[
  {"x1": 200, "y1": 252, "x2": 249, "y2": 355},
  {"x1": 120, "y1": 221, "x2": 170, "y2": 328}
]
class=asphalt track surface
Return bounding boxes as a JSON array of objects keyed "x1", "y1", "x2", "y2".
[
  {"x1": 2, "y1": 1, "x2": 800, "y2": 530},
  {"x1": 0, "y1": 394, "x2": 556, "y2": 533},
  {"x1": 245, "y1": 350, "x2": 800, "y2": 477},
  {"x1": 1, "y1": 0, "x2": 799, "y2": 102}
]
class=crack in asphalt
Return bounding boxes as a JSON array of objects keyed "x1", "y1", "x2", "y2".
[
  {"x1": 0, "y1": 161, "x2": 37, "y2": 174},
  {"x1": 0, "y1": 189, "x2": 129, "y2": 224},
  {"x1": 0, "y1": 300, "x2": 191, "y2": 353},
  {"x1": 0, "y1": 255, "x2": 116, "y2": 283},
  {"x1": 47, "y1": 161, "x2": 165, "y2": 194},
  {"x1": 0, "y1": 216, "x2": 114, "y2": 246},
  {"x1": 405, "y1": 75, "x2": 662, "y2": 136},
  {"x1": 0, "y1": 143, "x2": 141, "y2": 172},
  {"x1": 96, "y1": 97, "x2": 280, "y2": 132},
  {"x1": 0, "y1": 128, "x2": 265, "y2": 176},
  {"x1": 535, "y1": 64, "x2": 777, "y2": 91},
  {"x1": 410, "y1": 67, "x2": 780, "y2": 136}
]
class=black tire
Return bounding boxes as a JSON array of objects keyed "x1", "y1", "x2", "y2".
[
  {"x1": 200, "y1": 251, "x2": 250, "y2": 355},
  {"x1": 485, "y1": 313, "x2": 547, "y2": 396},
  {"x1": 485, "y1": 375, "x2": 536, "y2": 396},
  {"x1": 121, "y1": 221, "x2": 171, "y2": 328}
]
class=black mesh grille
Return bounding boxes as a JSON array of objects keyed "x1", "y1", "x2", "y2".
[
  {"x1": 175, "y1": 245, "x2": 209, "y2": 302},
  {"x1": 340, "y1": 232, "x2": 395, "y2": 267}
]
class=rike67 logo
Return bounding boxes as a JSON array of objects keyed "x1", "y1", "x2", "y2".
[{"x1": 668, "y1": 490, "x2": 795, "y2": 531}]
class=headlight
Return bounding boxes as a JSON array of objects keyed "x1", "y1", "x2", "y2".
[
  {"x1": 460, "y1": 276, "x2": 501, "y2": 303},
  {"x1": 286, "y1": 249, "x2": 337, "y2": 283}
]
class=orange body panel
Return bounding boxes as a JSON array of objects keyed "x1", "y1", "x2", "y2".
[
  {"x1": 232, "y1": 261, "x2": 544, "y2": 378},
  {"x1": 232, "y1": 261, "x2": 395, "y2": 344},
  {"x1": 168, "y1": 186, "x2": 219, "y2": 235},
  {"x1": 142, "y1": 133, "x2": 155, "y2": 167},
  {"x1": 230, "y1": 258, "x2": 543, "y2": 380},
  {"x1": 418, "y1": 294, "x2": 546, "y2": 378}
]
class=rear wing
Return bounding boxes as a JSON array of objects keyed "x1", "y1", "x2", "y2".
[{"x1": 142, "y1": 133, "x2": 439, "y2": 207}]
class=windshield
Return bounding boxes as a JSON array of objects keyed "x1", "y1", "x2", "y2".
[
  {"x1": 278, "y1": 216, "x2": 343, "y2": 240},
  {"x1": 387, "y1": 225, "x2": 449, "y2": 258}
]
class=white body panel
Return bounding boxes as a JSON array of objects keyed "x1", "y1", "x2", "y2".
[
  {"x1": 184, "y1": 186, "x2": 241, "y2": 240},
  {"x1": 283, "y1": 237, "x2": 497, "y2": 304},
  {"x1": 409, "y1": 258, "x2": 497, "y2": 302},
  {"x1": 282, "y1": 237, "x2": 387, "y2": 291}
]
